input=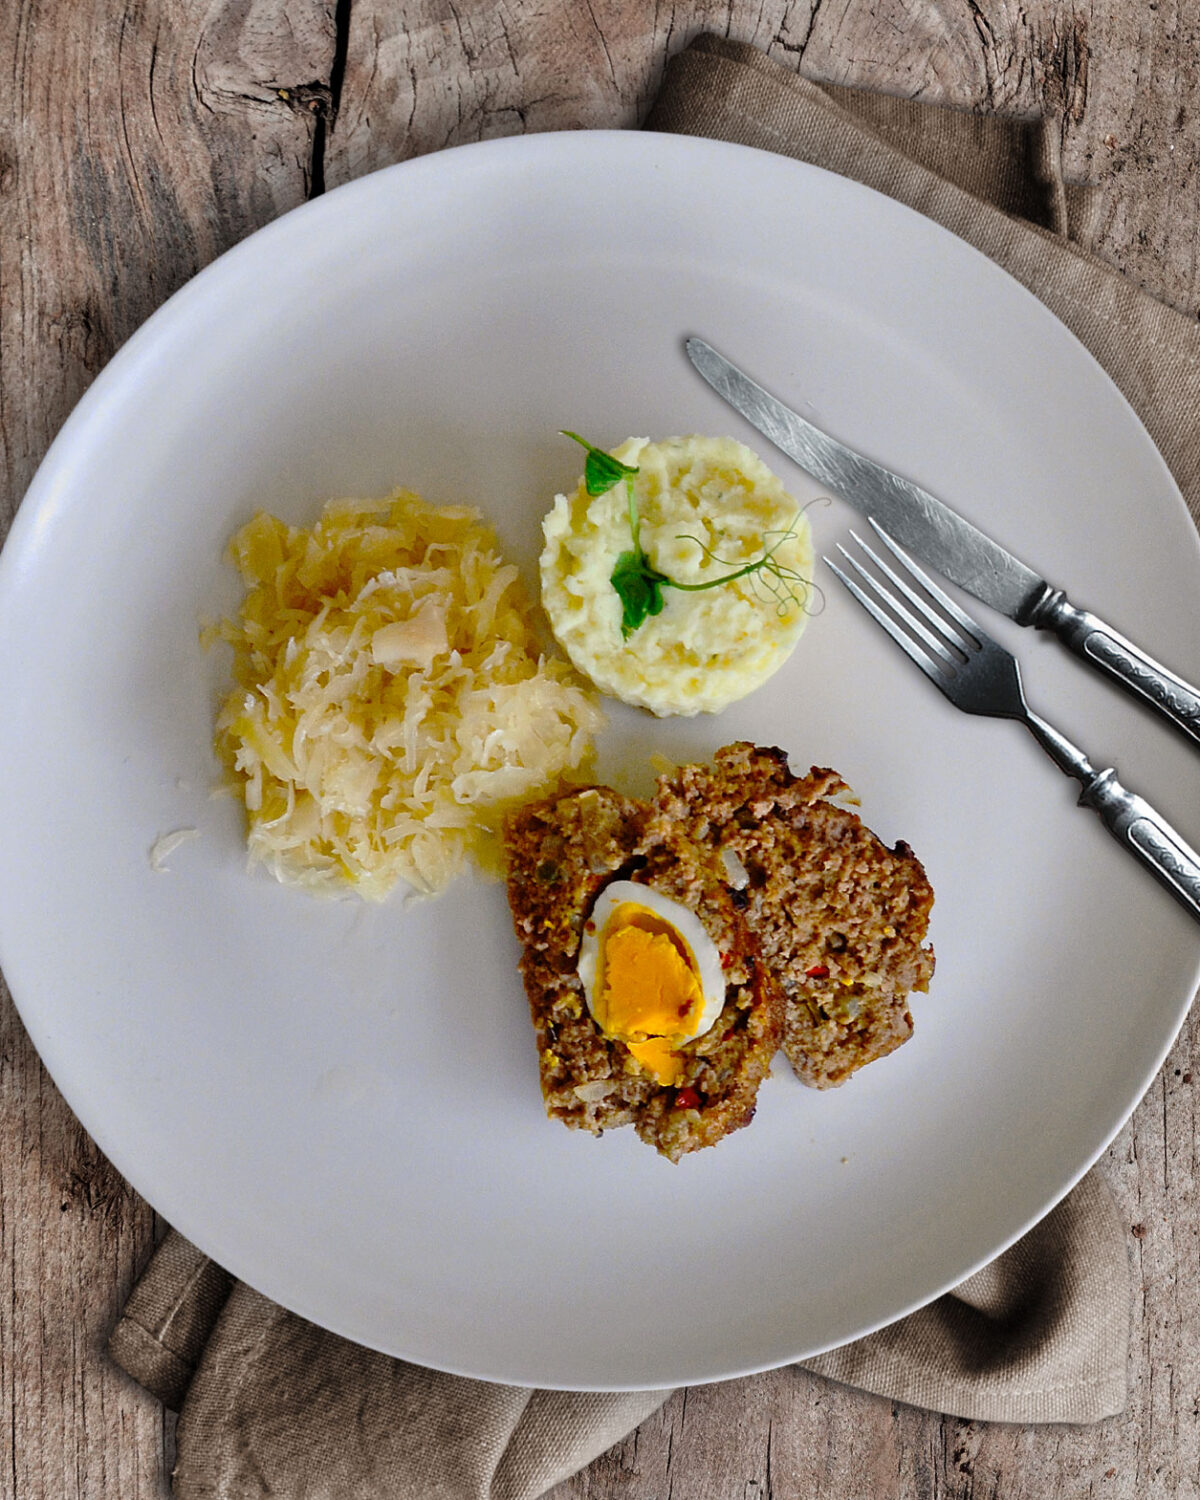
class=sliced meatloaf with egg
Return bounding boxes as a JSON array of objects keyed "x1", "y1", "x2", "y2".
[
  {"x1": 503, "y1": 785, "x2": 784, "y2": 1162},
  {"x1": 653, "y1": 743, "x2": 935, "y2": 1088}
]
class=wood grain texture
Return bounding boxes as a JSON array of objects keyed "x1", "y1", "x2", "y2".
[
  {"x1": 1, "y1": 3, "x2": 334, "y2": 1496},
  {"x1": 3, "y1": 3, "x2": 1200, "y2": 1498}
]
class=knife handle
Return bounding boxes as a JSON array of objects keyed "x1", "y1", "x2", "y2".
[
  {"x1": 1029, "y1": 589, "x2": 1200, "y2": 750},
  {"x1": 1078, "y1": 768, "x2": 1200, "y2": 924}
]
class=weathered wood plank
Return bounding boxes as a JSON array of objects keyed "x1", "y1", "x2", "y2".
[
  {"x1": 1, "y1": 3, "x2": 336, "y2": 1497},
  {"x1": 5, "y1": 3, "x2": 1200, "y2": 1498},
  {"x1": 327, "y1": 0, "x2": 1200, "y2": 319},
  {"x1": 1058, "y1": 1, "x2": 1200, "y2": 311},
  {"x1": 0, "y1": 0, "x2": 335, "y2": 519}
]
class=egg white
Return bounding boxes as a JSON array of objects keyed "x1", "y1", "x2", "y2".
[{"x1": 577, "y1": 880, "x2": 726, "y2": 1041}]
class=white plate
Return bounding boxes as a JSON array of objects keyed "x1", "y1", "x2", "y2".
[{"x1": 2, "y1": 132, "x2": 1199, "y2": 1391}]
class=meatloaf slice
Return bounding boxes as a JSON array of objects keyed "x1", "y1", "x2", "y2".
[
  {"x1": 652, "y1": 742, "x2": 934, "y2": 1088},
  {"x1": 503, "y1": 785, "x2": 783, "y2": 1162}
]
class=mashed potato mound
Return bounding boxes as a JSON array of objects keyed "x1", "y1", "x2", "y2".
[
  {"x1": 540, "y1": 436, "x2": 814, "y2": 716},
  {"x1": 211, "y1": 490, "x2": 603, "y2": 898}
]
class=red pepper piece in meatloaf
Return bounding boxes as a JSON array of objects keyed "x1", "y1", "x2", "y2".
[
  {"x1": 503, "y1": 785, "x2": 784, "y2": 1162},
  {"x1": 653, "y1": 743, "x2": 935, "y2": 1088}
]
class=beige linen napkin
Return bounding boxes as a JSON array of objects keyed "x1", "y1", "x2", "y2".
[{"x1": 107, "y1": 33, "x2": 1200, "y2": 1496}]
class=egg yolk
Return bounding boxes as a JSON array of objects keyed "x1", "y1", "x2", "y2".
[{"x1": 592, "y1": 904, "x2": 705, "y2": 1086}]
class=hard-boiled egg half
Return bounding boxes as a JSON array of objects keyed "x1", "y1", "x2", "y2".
[{"x1": 577, "y1": 880, "x2": 726, "y2": 1086}]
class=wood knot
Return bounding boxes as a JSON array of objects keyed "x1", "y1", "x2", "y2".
[{"x1": 275, "y1": 81, "x2": 335, "y2": 121}]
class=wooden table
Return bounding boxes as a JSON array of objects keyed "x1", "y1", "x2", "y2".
[{"x1": 3, "y1": 4, "x2": 1198, "y2": 1495}]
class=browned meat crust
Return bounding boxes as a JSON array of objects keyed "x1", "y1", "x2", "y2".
[
  {"x1": 502, "y1": 743, "x2": 935, "y2": 1157},
  {"x1": 503, "y1": 785, "x2": 783, "y2": 1162},
  {"x1": 652, "y1": 743, "x2": 935, "y2": 1088}
]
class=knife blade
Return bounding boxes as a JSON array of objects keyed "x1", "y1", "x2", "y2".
[{"x1": 687, "y1": 336, "x2": 1200, "y2": 751}]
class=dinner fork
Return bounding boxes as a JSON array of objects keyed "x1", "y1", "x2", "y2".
[{"x1": 826, "y1": 522, "x2": 1200, "y2": 927}]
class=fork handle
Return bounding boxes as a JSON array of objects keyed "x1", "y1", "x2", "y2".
[
  {"x1": 1078, "y1": 768, "x2": 1200, "y2": 923},
  {"x1": 1029, "y1": 590, "x2": 1200, "y2": 751}
]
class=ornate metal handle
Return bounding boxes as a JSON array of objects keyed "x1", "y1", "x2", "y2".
[
  {"x1": 1079, "y1": 769, "x2": 1200, "y2": 923},
  {"x1": 1029, "y1": 590, "x2": 1200, "y2": 750}
]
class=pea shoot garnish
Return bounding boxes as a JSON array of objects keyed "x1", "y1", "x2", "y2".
[
  {"x1": 561, "y1": 431, "x2": 811, "y2": 638},
  {"x1": 560, "y1": 431, "x2": 639, "y2": 499}
]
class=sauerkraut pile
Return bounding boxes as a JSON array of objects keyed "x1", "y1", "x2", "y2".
[{"x1": 210, "y1": 490, "x2": 603, "y2": 898}]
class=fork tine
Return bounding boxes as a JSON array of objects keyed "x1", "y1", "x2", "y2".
[
  {"x1": 823, "y1": 553, "x2": 948, "y2": 682},
  {"x1": 836, "y1": 534, "x2": 962, "y2": 666},
  {"x1": 866, "y1": 518, "x2": 984, "y2": 646}
]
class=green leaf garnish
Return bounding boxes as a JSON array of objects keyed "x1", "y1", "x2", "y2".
[
  {"x1": 562, "y1": 432, "x2": 814, "y2": 639},
  {"x1": 611, "y1": 549, "x2": 668, "y2": 636},
  {"x1": 560, "y1": 431, "x2": 639, "y2": 497}
]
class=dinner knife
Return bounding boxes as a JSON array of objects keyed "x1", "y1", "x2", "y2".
[{"x1": 687, "y1": 336, "x2": 1200, "y2": 751}]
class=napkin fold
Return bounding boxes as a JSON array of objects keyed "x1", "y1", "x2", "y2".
[
  {"x1": 108, "y1": 33, "x2": 1184, "y2": 1497},
  {"x1": 110, "y1": 1234, "x2": 666, "y2": 1500}
]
